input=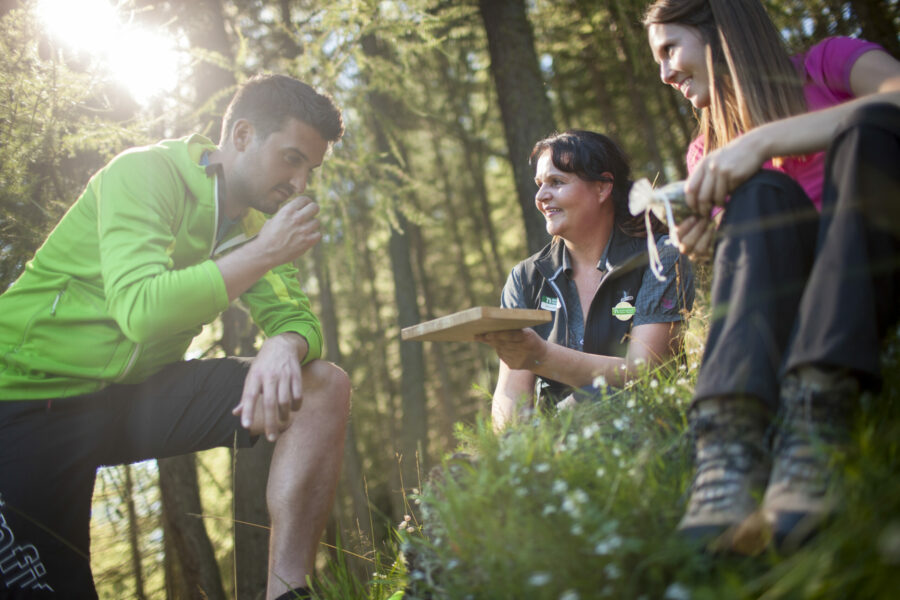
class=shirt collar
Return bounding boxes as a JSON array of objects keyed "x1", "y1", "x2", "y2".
[{"x1": 560, "y1": 229, "x2": 617, "y2": 276}]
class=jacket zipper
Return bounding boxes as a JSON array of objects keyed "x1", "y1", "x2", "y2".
[
  {"x1": 209, "y1": 170, "x2": 220, "y2": 258},
  {"x1": 546, "y1": 269, "x2": 570, "y2": 348},
  {"x1": 114, "y1": 343, "x2": 141, "y2": 382},
  {"x1": 49, "y1": 289, "x2": 64, "y2": 316}
]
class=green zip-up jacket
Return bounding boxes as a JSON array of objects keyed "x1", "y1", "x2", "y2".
[{"x1": 0, "y1": 134, "x2": 323, "y2": 400}]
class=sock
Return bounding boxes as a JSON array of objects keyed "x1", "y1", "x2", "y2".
[{"x1": 274, "y1": 587, "x2": 312, "y2": 600}]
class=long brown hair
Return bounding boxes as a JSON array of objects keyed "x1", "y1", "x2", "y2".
[{"x1": 643, "y1": 0, "x2": 807, "y2": 152}]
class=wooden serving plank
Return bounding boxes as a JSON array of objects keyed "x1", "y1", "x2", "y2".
[{"x1": 401, "y1": 307, "x2": 551, "y2": 342}]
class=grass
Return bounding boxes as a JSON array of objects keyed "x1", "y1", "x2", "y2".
[{"x1": 311, "y1": 319, "x2": 900, "y2": 599}]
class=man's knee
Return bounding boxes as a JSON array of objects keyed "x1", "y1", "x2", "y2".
[{"x1": 301, "y1": 360, "x2": 351, "y2": 415}]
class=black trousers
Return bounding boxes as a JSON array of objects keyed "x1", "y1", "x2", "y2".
[
  {"x1": 0, "y1": 358, "x2": 254, "y2": 598},
  {"x1": 695, "y1": 103, "x2": 900, "y2": 410}
]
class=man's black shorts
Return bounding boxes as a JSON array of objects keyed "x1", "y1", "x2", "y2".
[{"x1": 0, "y1": 358, "x2": 255, "y2": 598}]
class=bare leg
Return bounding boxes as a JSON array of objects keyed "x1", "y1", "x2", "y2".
[{"x1": 261, "y1": 360, "x2": 351, "y2": 599}]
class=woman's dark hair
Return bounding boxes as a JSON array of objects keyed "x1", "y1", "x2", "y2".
[{"x1": 529, "y1": 130, "x2": 664, "y2": 237}]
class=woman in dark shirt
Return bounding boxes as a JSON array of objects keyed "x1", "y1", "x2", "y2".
[{"x1": 478, "y1": 130, "x2": 694, "y2": 430}]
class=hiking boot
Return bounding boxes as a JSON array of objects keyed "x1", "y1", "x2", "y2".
[
  {"x1": 678, "y1": 396, "x2": 772, "y2": 550},
  {"x1": 762, "y1": 366, "x2": 858, "y2": 551}
]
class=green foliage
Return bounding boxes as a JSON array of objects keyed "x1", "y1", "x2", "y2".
[
  {"x1": 311, "y1": 532, "x2": 408, "y2": 600},
  {"x1": 381, "y1": 337, "x2": 900, "y2": 600},
  {"x1": 0, "y1": 3, "x2": 147, "y2": 290}
]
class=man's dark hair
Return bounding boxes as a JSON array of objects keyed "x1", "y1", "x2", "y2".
[{"x1": 220, "y1": 74, "x2": 344, "y2": 145}]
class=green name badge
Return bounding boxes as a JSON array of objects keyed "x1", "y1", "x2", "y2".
[
  {"x1": 540, "y1": 295, "x2": 559, "y2": 311},
  {"x1": 612, "y1": 301, "x2": 636, "y2": 321}
]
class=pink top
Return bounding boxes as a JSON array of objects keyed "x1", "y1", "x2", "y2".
[{"x1": 687, "y1": 36, "x2": 885, "y2": 211}]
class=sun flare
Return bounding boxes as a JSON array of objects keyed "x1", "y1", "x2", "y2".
[{"x1": 36, "y1": 0, "x2": 185, "y2": 105}]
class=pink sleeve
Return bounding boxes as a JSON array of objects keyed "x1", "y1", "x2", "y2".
[
  {"x1": 686, "y1": 135, "x2": 705, "y2": 175},
  {"x1": 803, "y1": 37, "x2": 886, "y2": 97}
]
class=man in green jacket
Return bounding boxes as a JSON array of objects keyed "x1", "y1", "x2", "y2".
[{"x1": 0, "y1": 74, "x2": 350, "y2": 600}]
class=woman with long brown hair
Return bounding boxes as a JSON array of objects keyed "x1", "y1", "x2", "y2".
[
  {"x1": 643, "y1": 0, "x2": 900, "y2": 550},
  {"x1": 478, "y1": 130, "x2": 694, "y2": 430}
]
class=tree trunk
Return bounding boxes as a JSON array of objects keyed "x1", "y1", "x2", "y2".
[
  {"x1": 179, "y1": 0, "x2": 236, "y2": 139},
  {"x1": 478, "y1": 0, "x2": 555, "y2": 255},
  {"x1": 123, "y1": 465, "x2": 147, "y2": 600},
  {"x1": 410, "y1": 225, "x2": 458, "y2": 446},
  {"x1": 360, "y1": 32, "x2": 430, "y2": 511},
  {"x1": 233, "y1": 442, "x2": 274, "y2": 600},
  {"x1": 312, "y1": 242, "x2": 372, "y2": 575},
  {"x1": 438, "y1": 47, "x2": 509, "y2": 288},
  {"x1": 159, "y1": 455, "x2": 227, "y2": 600},
  {"x1": 847, "y1": 0, "x2": 900, "y2": 57},
  {"x1": 606, "y1": 0, "x2": 667, "y2": 179},
  {"x1": 388, "y1": 209, "x2": 429, "y2": 493},
  {"x1": 219, "y1": 305, "x2": 271, "y2": 600}
]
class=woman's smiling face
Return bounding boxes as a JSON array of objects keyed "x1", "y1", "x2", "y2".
[
  {"x1": 647, "y1": 22, "x2": 711, "y2": 109},
  {"x1": 533, "y1": 150, "x2": 610, "y2": 240}
]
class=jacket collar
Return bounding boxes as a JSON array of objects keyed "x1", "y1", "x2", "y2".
[{"x1": 533, "y1": 227, "x2": 650, "y2": 282}]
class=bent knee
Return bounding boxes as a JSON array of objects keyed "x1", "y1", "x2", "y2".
[
  {"x1": 302, "y1": 360, "x2": 351, "y2": 412},
  {"x1": 836, "y1": 102, "x2": 900, "y2": 137},
  {"x1": 725, "y1": 170, "x2": 814, "y2": 223}
]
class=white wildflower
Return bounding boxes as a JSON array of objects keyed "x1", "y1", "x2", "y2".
[
  {"x1": 559, "y1": 591, "x2": 580, "y2": 600},
  {"x1": 594, "y1": 535, "x2": 623, "y2": 555},
  {"x1": 664, "y1": 583, "x2": 691, "y2": 600},
  {"x1": 649, "y1": 379, "x2": 659, "y2": 389},
  {"x1": 664, "y1": 386, "x2": 676, "y2": 395},
  {"x1": 572, "y1": 489, "x2": 589, "y2": 504},
  {"x1": 542, "y1": 505, "x2": 558, "y2": 516},
  {"x1": 596, "y1": 467, "x2": 606, "y2": 478},
  {"x1": 676, "y1": 378, "x2": 689, "y2": 386},
  {"x1": 528, "y1": 572, "x2": 552, "y2": 587},
  {"x1": 552, "y1": 480, "x2": 568, "y2": 494},
  {"x1": 535, "y1": 462, "x2": 550, "y2": 473},
  {"x1": 592, "y1": 375, "x2": 607, "y2": 389},
  {"x1": 570, "y1": 524, "x2": 584, "y2": 536},
  {"x1": 604, "y1": 563, "x2": 621, "y2": 579}
]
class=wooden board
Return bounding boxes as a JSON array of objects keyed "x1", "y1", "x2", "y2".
[{"x1": 401, "y1": 307, "x2": 551, "y2": 342}]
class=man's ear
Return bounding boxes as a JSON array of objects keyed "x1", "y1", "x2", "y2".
[{"x1": 231, "y1": 119, "x2": 255, "y2": 152}]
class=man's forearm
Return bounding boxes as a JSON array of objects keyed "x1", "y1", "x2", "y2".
[
  {"x1": 269, "y1": 331, "x2": 310, "y2": 364},
  {"x1": 216, "y1": 238, "x2": 277, "y2": 302}
]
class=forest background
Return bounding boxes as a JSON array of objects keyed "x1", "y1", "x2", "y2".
[{"x1": 1, "y1": 0, "x2": 898, "y2": 598}]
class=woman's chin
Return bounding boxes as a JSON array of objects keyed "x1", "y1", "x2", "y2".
[{"x1": 545, "y1": 221, "x2": 565, "y2": 238}]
